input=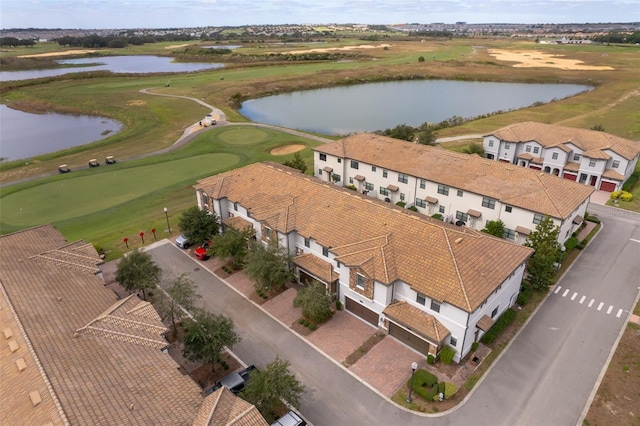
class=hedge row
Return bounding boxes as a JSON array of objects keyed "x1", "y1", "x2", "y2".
[
  {"x1": 481, "y1": 308, "x2": 516, "y2": 344},
  {"x1": 407, "y1": 369, "x2": 458, "y2": 401}
]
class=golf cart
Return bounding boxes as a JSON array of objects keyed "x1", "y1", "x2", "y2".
[
  {"x1": 58, "y1": 164, "x2": 71, "y2": 174},
  {"x1": 88, "y1": 159, "x2": 100, "y2": 168},
  {"x1": 105, "y1": 155, "x2": 116, "y2": 165}
]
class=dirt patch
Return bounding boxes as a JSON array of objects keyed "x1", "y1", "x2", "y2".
[
  {"x1": 127, "y1": 100, "x2": 147, "y2": 107},
  {"x1": 270, "y1": 144, "x2": 305, "y2": 156},
  {"x1": 290, "y1": 318, "x2": 314, "y2": 337},
  {"x1": 488, "y1": 49, "x2": 614, "y2": 71},
  {"x1": 284, "y1": 44, "x2": 392, "y2": 55},
  {"x1": 189, "y1": 352, "x2": 243, "y2": 389},
  {"x1": 18, "y1": 49, "x2": 99, "y2": 58},
  {"x1": 165, "y1": 44, "x2": 190, "y2": 49},
  {"x1": 585, "y1": 321, "x2": 640, "y2": 425}
]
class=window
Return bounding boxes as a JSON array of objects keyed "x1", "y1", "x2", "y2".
[
  {"x1": 533, "y1": 147, "x2": 540, "y2": 154},
  {"x1": 264, "y1": 227, "x2": 271, "y2": 239},
  {"x1": 350, "y1": 160, "x2": 359, "y2": 169},
  {"x1": 420, "y1": 179, "x2": 426, "y2": 189},
  {"x1": 356, "y1": 273, "x2": 365, "y2": 289},
  {"x1": 337, "y1": 158, "x2": 342, "y2": 163},
  {"x1": 503, "y1": 228, "x2": 516, "y2": 240},
  {"x1": 383, "y1": 169, "x2": 388, "y2": 178},
  {"x1": 233, "y1": 202, "x2": 238, "y2": 211},
  {"x1": 533, "y1": 213, "x2": 544, "y2": 225},
  {"x1": 505, "y1": 205, "x2": 512, "y2": 213},
  {"x1": 398, "y1": 173, "x2": 408, "y2": 184},
  {"x1": 319, "y1": 153, "x2": 327, "y2": 161},
  {"x1": 488, "y1": 140, "x2": 494, "y2": 147},
  {"x1": 379, "y1": 187, "x2": 389, "y2": 196},
  {"x1": 430, "y1": 300, "x2": 441, "y2": 313},
  {"x1": 482, "y1": 197, "x2": 496, "y2": 209},
  {"x1": 201, "y1": 192, "x2": 209, "y2": 206},
  {"x1": 589, "y1": 159, "x2": 596, "y2": 167},
  {"x1": 450, "y1": 337, "x2": 457, "y2": 347},
  {"x1": 364, "y1": 182, "x2": 374, "y2": 191},
  {"x1": 332, "y1": 174, "x2": 341, "y2": 182},
  {"x1": 612, "y1": 160, "x2": 620, "y2": 168},
  {"x1": 552, "y1": 152, "x2": 559, "y2": 160},
  {"x1": 318, "y1": 168, "x2": 323, "y2": 176},
  {"x1": 304, "y1": 238, "x2": 310, "y2": 248},
  {"x1": 457, "y1": 189, "x2": 463, "y2": 197},
  {"x1": 526, "y1": 146, "x2": 531, "y2": 153},
  {"x1": 491, "y1": 306, "x2": 499, "y2": 319},
  {"x1": 372, "y1": 166, "x2": 377, "y2": 172},
  {"x1": 504, "y1": 143, "x2": 511, "y2": 149},
  {"x1": 574, "y1": 153, "x2": 581, "y2": 161},
  {"x1": 456, "y1": 211, "x2": 469, "y2": 222},
  {"x1": 416, "y1": 292, "x2": 426, "y2": 305},
  {"x1": 322, "y1": 246, "x2": 329, "y2": 257},
  {"x1": 439, "y1": 205, "x2": 445, "y2": 214},
  {"x1": 415, "y1": 198, "x2": 426, "y2": 208},
  {"x1": 400, "y1": 193, "x2": 405, "y2": 201},
  {"x1": 437, "y1": 184, "x2": 449, "y2": 196},
  {"x1": 349, "y1": 177, "x2": 354, "y2": 184}
]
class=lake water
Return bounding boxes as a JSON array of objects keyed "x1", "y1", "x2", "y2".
[
  {"x1": 0, "y1": 55, "x2": 224, "y2": 82},
  {"x1": 239, "y1": 80, "x2": 592, "y2": 135},
  {"x1": 0, "y1": 104, "x2": 122, "y2": 162}
]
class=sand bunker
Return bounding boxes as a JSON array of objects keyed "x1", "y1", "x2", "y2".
[
  {"x1": 18, "y1": 49, "x2": 98, "y2": 58},
  {"x1": 284, "y1": 44, "x2": 391, "y2": 55},
  {"x1": 127, "y1": 100, "x2": 147, "y2": 106},
  {"x1": 488, "y1": 49, "x2": 613, "y2": 71},
  {"x1": 270, "y1": 144, "x2": 305, "y2": 155},
  {"x1": 165, "y1": 44, "x2": 190, "y2": 49}
]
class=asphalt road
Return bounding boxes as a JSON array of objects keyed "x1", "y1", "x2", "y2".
[{"x1": 149, "y1": 202, "x2": 640, "y2": 426}]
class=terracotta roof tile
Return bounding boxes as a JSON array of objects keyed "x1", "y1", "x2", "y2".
[
  {"x1": 602, "y1": 169, "x2": 626, "y2": 181},
  {"x1": 563, "y1": 162, "x2": 580, "y2": 171},
  {"x1": 383, "y1": 301, "x2": 450, "y2": 344},
  {"x1": 293, "y1": 253, "x2": 340, "y2": 283},
  {"x1": 223, "y1": 216, "x2": 254, "y2": 232},
  {"x1": 193, "y1": 387, "x2": 267, "y2": 426},
  {"x1": 196, "y1": 163, "x2": 533, "y2": 312},
  {"x1": 476, "y1": 315, "x2": 495, "y2": 331}
]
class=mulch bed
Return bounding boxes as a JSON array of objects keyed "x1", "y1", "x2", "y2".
[
  {"x1": 343, "y1": 330, "x2": 386, "y2": 367},
  {"x1": 213, "y1": 261, "x2": 240, "y2": 279},
  {"x1": 190, "y1": 352, "x2": 243, "y2": 389}
]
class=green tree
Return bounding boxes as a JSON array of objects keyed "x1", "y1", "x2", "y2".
[
  {"x1": 283, "y1": 152, "x2": 308, "y2": 174},
  {"x1": 383, "y1": 124, "x2": 415, "y2": 141},
  {"x1": 240, "y1": 357, "x2": 305, "y2": 422},
  {"x1": 115, "y1": 249, "x2": 161, "y2": 301},
  {"x1": 416, "y1": 128, "x2": 437, "y2": 145},
  {"x1": 244, "y1": 239, "x2": 294, "y2": 294},
  {"x1": 463, "y1": 143, "x2": 485, "y2": 156},
  {"x1": 209, "y1": 227, "x2": 254, "y2": 269},
  {"x1": 153, "y1": 273, "x2": 201, "y2": 338},
  {"x1": 481, "y1": 219, "x2": 505, "y2": 238},
  {"x1": 177, "y1": 206, "x2": 219, "y2": 246},
  {"x1": 182, "y1": 311, "x2": 240, "y2": 372},
  {"x1": 524, "y1": 216, "x2": 561, "y2": 289},
  {"x1": 293, "y1": 280, "x2": 333, "y2": 323}
]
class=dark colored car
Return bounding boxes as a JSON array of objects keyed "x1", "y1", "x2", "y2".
[
  {"x1": 194, "y1": 240, "x2": 212, "y2": 260},
  {"x1": 271, "y1": 411, "x2": 307, "y2": 426},
  {"x1": 203, "y1": 365, "x2": 255, "y2": 395}
]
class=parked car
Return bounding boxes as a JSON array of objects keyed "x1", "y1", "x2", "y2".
[
  {"x1": 175, "y1": 234, "x2": 190, "y2": 249},
  {"x1": 203, "y1": 365, "x2": 255, "y2": 395},
  {"x1": 271, "y1": 411, "x2": 307, "y2": 426},
  {"x1": 88, "y1": 159, "x2": 100, "y2": 168},
  {"x1": 194, "y1": 240, "x2": 212, "y2": 260},
  {"x1": 58, "y1": 164, "x2": 71, "y2": 174},
  {"x1": 105, "y1": 155, "x2": 116, "y2": 165}
]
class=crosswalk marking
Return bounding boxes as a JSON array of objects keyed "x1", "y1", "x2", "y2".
[
  {"x1": 597, "y1": 302, "x2": 604, "y2": 311},
  {"x1": 571, "y1": 292, "x2": 578, "y2": 301},
  {"x1": 606, "y1": 305, "x2": 613, "y2": 315},
  {"x1": 616, "y1": 309, "x2": 623, "y2": 318},
  {"x1": 552, "y1": 287, "x2": 623, "y2": 320},
  {"x1": 554, "y1": 286, "x2": 562, "y2": 294},
  {"x1": 588, "y1": 299, "x2": 594, "y2": 307},
  {"x1": 563, "y1": 289, "x2": 570, "y2": 297},
  {"x1": 579, "y1": 295, "x2": 586, "y2": 304}
]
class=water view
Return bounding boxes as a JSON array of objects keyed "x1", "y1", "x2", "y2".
[
  {"x1": 240, "y1": 80, "x2": 592, "y2": 135},
  {"x1": 0, "y1": 105, "x2": 122, "y2": 162},
  {"x1": 0, "y1": 55, "x2": 224, "y2": 82}
]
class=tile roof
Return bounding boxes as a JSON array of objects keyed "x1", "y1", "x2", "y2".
[
  {"x1": 476, "y1": 314, "x2": 495, "y2": 331},
  {"x1": 314, "y1": 133, "x2": 594, "y2": 220},
  {"x1": 223, "y1": 216, "x2": 254, "y2": 232},
  {"x1": 293, "y1": 253, "x2": 340, "y2": 283},
  {"x1": 193, "y1": 387, "x2": 267, "y2": 426},
  {"x1": 602, "y1": 169, "x2": 626, "y2": 181},
  {"x1": 195, "y1": 163, "x2": 533, "y2": 312},
  {"x1": 487, "y1": 121, "x2": 640, "y2": 160},
  {"x1": 383, "y1": 301, "x2": 450, "y2": 344},
  {"x1": 0, "y1": 225, "x2": 204, "y2": 425}
]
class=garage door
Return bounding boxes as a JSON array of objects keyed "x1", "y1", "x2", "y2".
[
  {"x1": 388, "y1": 322, "x2": 432, "y2": 356},
  {"x1": 599, "y1": 181, "x2": 616, "y2": 192},
  {"x1": 563, "y1": 172, "x2": 577, "y2": 181},
  {"x1": 529, "y1": 165, "x2": 542, "y2": 171},
  {"x1": 345, "y1": 297, "x2": 378, "y2": 326}
]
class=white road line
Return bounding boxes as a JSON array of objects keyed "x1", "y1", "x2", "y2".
[
  {"x1": 588, "y1": 299, "x2": 595, "y2": 307},
  {"x1": 597, "y1": 302, "x2": 604, "y2": 311},
  {"x1": 616, "y1": 309, "x2": 623, "y2": 318},
  {"x1": 562, "y1": 289, "x2": 570, "y2": 297},
  {"x1": 571, "y1": 292, "x2": 578, "y2": 301},
  {"x1": 554, "y1": 286, "x2": 562, "y2": 294},
  {"x1": 606, "y1": 305, "x2": 613, "y2": 315},
  {"x1": 630, "y1": 238, "x2": 640, "y2": 244},
  {"x1": 579, "y1": 295, "x2": 586, "y2": 304}
]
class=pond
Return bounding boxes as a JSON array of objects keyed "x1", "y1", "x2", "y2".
[
  {"x1": 0, "y1": 55, "x2": 224, "y2": 82},
  {"x1": 0, "y1": 104, "x2": 122, "y2": 162},
  {"x1": 239, "y1": 80, "x2": 592, "y2": 135}
]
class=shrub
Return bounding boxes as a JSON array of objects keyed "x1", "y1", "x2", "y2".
[
  {"x1": 431, "y1": 213, "x2": 444, "y2": 221},
  {"x1": 471, "y1": 341, "x2": 479, "y2": 352},
  {"x1": 395, "y1": 201, "x2": 406, "y2": 207},
  {"x1": 302, "y1": 319, "x2": 309, "y2": 327},
  {"x1": 564, "y1": 236, "x2": 579, "y2": 252},
  {"x1": 427, "y1": 354, "x2": 435, "y2": 364},
  {"x1": 438, "y1": 382, "x2": 446, "y2": 394},
  {"x1": 481, "y1": 308, "x2": 516, "y2": 344},
  {"x1": 298, "y1": 318, "x2": 305, "y2": 325},
  {"x1": 439, "y1": 345, "x2": 456, "y2": 364},
  {"x1": 585, "y1": 214, "x2": 600, "y2": 224},
  {"x1": 308, "y1": 323, "x2": 317, "y2": 331},
  {"x1": 622, "y1": 172, "x2": 639, "y2": 192},
  {"x1": 577, "y1": 241, "x2": 586, "y2": 250},
  {"x1": 444, "y1": 382, "x2": 458, "y2": 399},
  {"x1": 407, "y1": 206, "x2": 418, "y2": 212},
  {"x1": 517, "y1": 284, "x2": 532, "y2": 306},
  {"x1": 610, "y1": 190, "x2": 623, "y2": 199},
  {"x1": 412, "y1": 369, "x2": 438, "y2": 388},
  {"x1": 345, "y1": 184, "x2": 357, "y2": 191},
  {"x1": 620, "y1": 191, "x2": 633, "y2": 202},
  {"x1": 336, "y1": 300, "x2": 343, "y2": 310}
]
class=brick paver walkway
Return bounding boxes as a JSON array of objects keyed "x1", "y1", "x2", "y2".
[{"x1": 307, "y1": 311, "x2": 376, "y2": 362}]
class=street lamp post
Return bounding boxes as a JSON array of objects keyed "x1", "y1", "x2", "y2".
[
  {"x1": 407, "y1": 361, "x2": 418, "y2": 404},
  {"x1": 164, "y1": 207, "x2": 171, "y2": 234}
]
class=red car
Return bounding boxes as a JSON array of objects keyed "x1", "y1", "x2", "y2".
[{"x1": 194, "y1": 241, "x2": 212, "y2": 260}]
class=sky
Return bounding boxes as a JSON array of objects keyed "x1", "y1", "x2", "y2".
[{"x1": 1, "y1": 0, "x2": 639, "y2": 29}]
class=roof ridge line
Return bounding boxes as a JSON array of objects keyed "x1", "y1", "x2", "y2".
[
  {"x1": 443, "y1": 227, "x2": 471, "y2": 311},
  {"x1": 100, "y1": 314, "x2": 168, "y2": 332},
  {"x1": 81, "y1": 326, "x2": 168, "y2": 348}
]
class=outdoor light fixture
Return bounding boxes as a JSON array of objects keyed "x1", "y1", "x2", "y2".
[
  {"x1": 164, "y1": 207, "x2": 171, "y2": 233},
  {"x1": 407, "y1": 361, "x2": 418, "y2": 404}
]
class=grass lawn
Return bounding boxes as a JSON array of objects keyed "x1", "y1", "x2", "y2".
[{"x1": 0, "y1": 126, "x2": 321, "y2": 259}]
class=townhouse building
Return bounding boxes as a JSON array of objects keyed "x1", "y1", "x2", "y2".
[
  {"x1": 483, "y1": 121, "x2": 640, "y2": 192},
  {"x1": 194, "y1": 162, "x2": 533, "y2": 363},
  {"x1": 313, "y1": 133, "x2": 594, "y2": 245}
]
